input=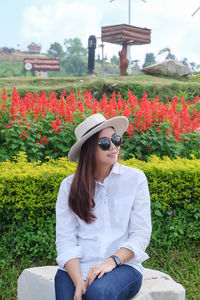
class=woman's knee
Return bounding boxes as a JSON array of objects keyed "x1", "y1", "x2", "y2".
[
  {"x1": 84, "y1": 280, "x2": 114, "y2": 300},
  {"x1": 54, "y1": 269, "x2": 75, "y2": 300},
  {"x1": 84, "y1": 265, "x2": 143, "y2": 300}
]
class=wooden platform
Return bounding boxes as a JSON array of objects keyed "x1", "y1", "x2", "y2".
[{"x1": 101, "y1": 24, "x2": 151, "y2": 45}]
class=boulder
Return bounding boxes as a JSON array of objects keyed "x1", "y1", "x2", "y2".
[
  {"x1": 141, "y1": 59, "x2": 191, "y2": 77},
  {"x1": 17, "y1": 266, "x2": 185, "y2": 300}
]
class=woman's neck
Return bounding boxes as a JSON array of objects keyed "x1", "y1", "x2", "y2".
[{"x1": 94, "y1": 164, "x2": 113, "y2": 183}]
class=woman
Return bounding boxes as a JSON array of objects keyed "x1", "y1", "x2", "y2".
[{"x1": 55, "y1": 113, "x2": 152, "y2": 300}]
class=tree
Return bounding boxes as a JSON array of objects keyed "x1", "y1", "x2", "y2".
[
  {"x1": 142, "y1": 53, "x2": 156, "y2": 68},
  {"x1": 180, "y1": 57, "x2": 189, "y2": 66},
  {"x1": 62, "y1": 37, "x2": 87, "y2": 76},
  {"x1": 189, "y1": 62, "x2": 200, "y2": 72},
  {"x1": 63, "y1": 56, "x2": 87, "y2": 77},
  {"x1": 158, "y1": 47, "x2": 176, "y2": 60},
  {"x1": 47, "y1": 42, "x2": 65, "y2": 59},
  {"x1": 64, "y1": 37, "x2": 87, "y2": 58},
  {"x1": 96, "y1": 54, "x2": 101, "y2": 63},
  {"x1": 2, "y1": 47, "x2": 14, "y2": 54},
  {"x1": 110, "y1": 55, "x2": 119, "y2": 65}
]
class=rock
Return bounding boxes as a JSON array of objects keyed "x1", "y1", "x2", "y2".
[
  {"x1": 17, "y1": 266, "x2": 185, "y2": 300},
  {"x1": 141, "y1": 59, "x2": 191, "y2": 77},
  {"x1": 18, "y1": 266, "x2": 57, "y2": 300},
  {"x1": 135, "y1": 268, "x2": 185, "y2": 300}
]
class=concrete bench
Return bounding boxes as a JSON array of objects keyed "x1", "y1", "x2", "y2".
[{"x1": 18, "y1": 266, "x2": 185, "y2": 300}]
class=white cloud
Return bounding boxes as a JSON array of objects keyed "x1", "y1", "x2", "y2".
[
  {"x1": 127, "y1": 0, "x2": 200, "y2": 65},
  {"x1": 19, "y1": 0, "x2": 200, "y2": 65},
  {"x1": 20, "y1": 1, "x2": 102, "y2": 51}
]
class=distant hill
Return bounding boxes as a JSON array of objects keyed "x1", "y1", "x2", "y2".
[{"x1": 0, "y1": 49, "x2": 48, "y2": 62}]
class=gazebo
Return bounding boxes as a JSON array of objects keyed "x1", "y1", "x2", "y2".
[{"x1": 101, "y1": 24, "x2": 151, "y2": 75}]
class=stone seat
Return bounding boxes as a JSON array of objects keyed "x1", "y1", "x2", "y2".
[{"x1": 17, "y1": 266, "x2": 185, "y2": 300}]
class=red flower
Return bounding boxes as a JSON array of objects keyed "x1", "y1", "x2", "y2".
[
  {"x1": 19, "y1": 130, "x2": 28, "y2": 140},
  {"x1": 147, "y1": 145, "x2": 152, "y2": 151},
  {"x1": 51, "y1": 116, "x2": 62, "y2": 132},
  {"x1": 36, "y1": 140, "x2": 43, "y2": 145},
  {"x1": 43, "y1": 135, "x2": 49, "y2": 144},
  {"x1": 127, "y1": 123, "x2": 134, "y2": 138}
]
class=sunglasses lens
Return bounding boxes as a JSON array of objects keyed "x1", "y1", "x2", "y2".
[
  {"x1": 98, "y1": 138, "x2": 111, "y2": 151},
  {"x1": 111, "y1": 135, "x2": 121, "y2": 147}
]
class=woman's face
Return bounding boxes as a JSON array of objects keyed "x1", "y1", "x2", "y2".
[{"x1": 95, "y1": 127, "x2": 120, "y2": 168}]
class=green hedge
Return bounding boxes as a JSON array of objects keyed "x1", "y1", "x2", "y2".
[
  {"x1": 0, "y1": 153, "x2": 76, "y2": 230},
  {"x1": 5, "y1": 82, "x2": 200, "y2": 101},
  {"x1": 124, "y1": 155, "x2": 200, "y2": 208},
  {"x1": 1, "y1": 76, "x2": 200, "y2": 101},
  {"x1": 0, "y1": 153, "x2": 199, "y2": 256},
  {"x1": 1, "y1": 153, "x2": 199, "y2": 229}
]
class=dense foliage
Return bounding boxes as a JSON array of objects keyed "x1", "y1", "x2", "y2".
[
  {"x1": 0, "y1": 88, "x2": 200, "y2": 162},
  {"x1": 0, "y1": 86, "x2": 200, "y2": 299},
  {"x1": 1, "y1": 155, "x2": 199, "y2": 299},
  {"x1": 0, "y1": 154, "x2": 199, "y2": 245}
]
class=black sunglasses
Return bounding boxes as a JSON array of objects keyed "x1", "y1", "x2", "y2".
[{"x1": 98, "y1": 134, "x2": 122, "y2": 151}]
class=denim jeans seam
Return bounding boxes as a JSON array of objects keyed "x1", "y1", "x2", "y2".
[{"x1": 113, "y1": 272, "x2": 142, "y2": 299}]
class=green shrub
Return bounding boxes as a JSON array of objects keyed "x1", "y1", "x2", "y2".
[
  {"x1": 1, "y1": 153, "x2": 199, "y2": 231},
  {"x1": 0, "y1": 217, "x2": 56, "y2": 261},
  {"x1": 150, "y1": 200, "x2": 200, "y2": 248},
  {"x1": 0, "y1": 154, "x2": 199, "y2": 300},
  {"x1": 0, "y1": 153, "x2": 76, "y2": 230},
  {"x1": 124, "y1": 155, "x2": 200, "y2": 208}
]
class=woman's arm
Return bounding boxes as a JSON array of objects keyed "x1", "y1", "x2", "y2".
[
  {"x1": 65, "y1": 258, "x2": 86, "y2": 300},
  {"x1": 56, "y1": 179, "x2": 85, "y2": 300},
  {"x1": 64, "y1": 258, "x2": 83, "y2": 286},
  {"x1": 85, "y1": 248, "x2": 134, "y2": 288},
  {"x1": 120, "y1": 171, "x2": 152, "y2": 263},
  {"x1": 112, "y1": 247, "x2": 134, "y2": 264},
  {"x1": 56, "y1": 178, "x2": 83, "y2": 269}
]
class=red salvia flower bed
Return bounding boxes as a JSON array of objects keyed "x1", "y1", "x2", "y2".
[{"x1": 0, "y1": 88, "x2": 200, "y2": 162}]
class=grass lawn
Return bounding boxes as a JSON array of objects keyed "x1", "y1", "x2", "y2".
[
  {"x1": 0, "y1": 244, "x2": 199, "y2": 299},
  {"x1": 143, "y1": 244, "x2": 200, "y2": 300},
  {"x1": 0, "y1": 74, "x2": 200, "y2": 99}
]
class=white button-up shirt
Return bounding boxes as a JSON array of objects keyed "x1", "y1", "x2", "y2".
[{"x1": 56, "y1": 162, "x2": 152, "y2": 280}]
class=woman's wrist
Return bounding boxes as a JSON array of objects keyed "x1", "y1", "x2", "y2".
[
  {"x1": 74, "y1": 276, "x2": 85, "y2": 287},
  {"x1": 105, "y1": 257, "x2": 118, "y2": 268}
]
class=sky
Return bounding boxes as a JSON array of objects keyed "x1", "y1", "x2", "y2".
[{"x1": 1, "y1": 0, "x2": 200, "y2": 66}]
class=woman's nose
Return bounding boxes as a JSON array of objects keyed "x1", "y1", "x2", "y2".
[{"x1": 110, "y1": 140, "x2": 117, "y2": 149}]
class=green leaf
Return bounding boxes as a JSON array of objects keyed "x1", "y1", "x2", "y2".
[{"x1": 154, "y1": 209, "x2": 163, "y2": 217}]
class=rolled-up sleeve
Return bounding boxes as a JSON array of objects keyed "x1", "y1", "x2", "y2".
[
  {"x1": 121, "y1": 171, "x2": 152, "y2": 264},
  {"x1": 56, "y1": 177, "x2": 83, "y2": 268}
]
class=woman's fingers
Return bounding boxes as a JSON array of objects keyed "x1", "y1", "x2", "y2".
[
  {"x1": 85, "y1": 266, "x2": 100, "y2": 287},
  {"x1": 74, "y1": 281, "x2": 86, "y2": 300},
  {"x1": 85, "y1": 270, "x2": 92, "y2": 288},
  {"x1": 74, "y1": 291, "x2": 82, "y2": 300},
  {"x1": 86, "y1": 260, "x2": 115, "y2": 288},
  {"x1": 97, "y1": 270, "x2": 105, "y2": 278}
]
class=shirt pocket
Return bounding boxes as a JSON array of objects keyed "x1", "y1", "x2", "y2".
[{"x1": 113, "y1": 197, "x2": 132, "y2": 225}]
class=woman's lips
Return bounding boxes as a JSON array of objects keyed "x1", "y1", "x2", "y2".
[{"x1": 108, "y1": 152, "x2": 117, "y2": 157}]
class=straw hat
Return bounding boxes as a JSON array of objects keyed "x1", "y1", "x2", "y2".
[{"x1": 68, "y1": 113, "x2": 129, "y2": 162}]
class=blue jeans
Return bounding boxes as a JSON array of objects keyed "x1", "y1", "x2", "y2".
[{"x1": 55, "y1": 265, "x2": 142, "y2": 300}]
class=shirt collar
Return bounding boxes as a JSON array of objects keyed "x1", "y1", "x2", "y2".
[
  {"x1": 111, "y1": 162, "x2": 124, "y2": 175},
  {"x1": 95, "y1": 163, "x2": 123, "y2": 185}
]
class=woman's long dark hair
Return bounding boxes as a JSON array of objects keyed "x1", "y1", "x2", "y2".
[{"x1": 68, "y1": 132, "x2": 99, "y2": 224}]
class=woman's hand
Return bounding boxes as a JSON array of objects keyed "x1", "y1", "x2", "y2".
[
  {"x1": 74, "y1": 279, "x2": 86, "y2": 300},
  {"x1": 85, "y1": 258, "x2": 116, "y2": 288}
]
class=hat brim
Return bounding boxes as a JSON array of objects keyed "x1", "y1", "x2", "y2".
[{"x1": 68, "y1": 116, "x2": 129, "y2": 162}]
